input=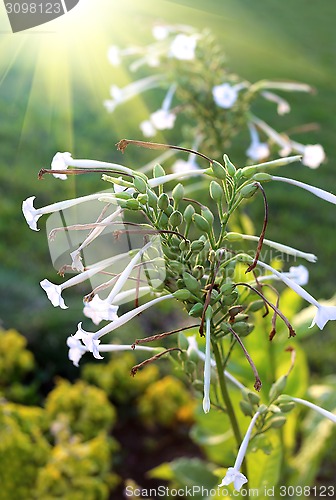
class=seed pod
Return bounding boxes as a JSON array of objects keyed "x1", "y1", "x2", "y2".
[
  {"x1": 173, "y1": 289, "x2": 192, "y2": 301},
  {"x1": 228, "y1": 305, "x2": 245, "y2": 317},
  {"x1": 220, "y1": 322, "x2": 231, "y2": 334},
  {"x1": 192, "y1": 213, "x2": 211, "y2": 234},
  {"x1": 183, "y1": 272, "x2": 201, "y2": 294},
  {"x1": 184, "y1": 204, "x2": 195, "y2": 223},
  {"x1": 210, "y1": 181, "x2": 223, "y2": 202},
  {"x1": 179, "y1": 240, "x2": 190, "y2": 252},
  {"x1": 158, "y1": 193, "x2": 170, "y2": 210},
  {"x1": 258, "y1": 404, "x2": 268, "y2": 414},
  {"x1": 177, "y1": 279, "x2": 185, "y2": 289},
  {"x1": 212, "y1": 160, "x2": 227, "y2": 180},
  {"x1": 162, "y1": 244, "x2": 177, "y2": 259},
  {"x1": 133, "y1": 176, "x2": 147, "y2": 194},
  {"x1": 169, "y1": 210, "x2": 183, "y2": 227},
  {"x1": 172, "y1": 183, "x2": 184, "y2": 204},
  {"x1": 232, "y1": 322, "x2": 254, "y2": 337},
  {"x1": 153, "y1": 164, "x2": 166, "y2": 178},
  {"x1": 240, "y1": 183, "x2": 258, "y2": 199},
  {"x1": 160, "y1": 213, "x2": 169, "y2": 229},
  {"x1": 201, "y1": 207, "x2": 214, "y2": 226},
  {"x1": 189, "y1": 302, "x2": 204, "y2": 317},
  {"x1": 169, "y1": 261, "x2": 185, "y2": 274},
  {"x1": 223, "y1": 154, "x2": 236, "y2": 176}
]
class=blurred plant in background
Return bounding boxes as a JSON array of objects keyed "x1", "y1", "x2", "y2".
[{"x1": 104, "y1": 24, "x2": 325, "y2": 168}]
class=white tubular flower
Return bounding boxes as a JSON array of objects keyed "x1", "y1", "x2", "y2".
[
  {"x1": 169, "y1": 34, "x2": 197, "y2": 60},
  {"x1": 83, "y1": 295, "x2": 119, "y2": 325},
  {"x1": 282, "y1": 265, "x2": 309, "y2": 286},
  {"x1": 290, "y1": 142, "x2": 326, "y2": 169},
  {"x1": 186, "y1": 336, "x2": 245, "y2": 391},
  {"x1": 149, "y1": 84, "x2": 177, "y2": 131},
  {"x1": 105, "y1": 241, "x2": 153, "y2": 305},
  {"x1": 288, "y1": 396, "x2": 336, "y2": 424},
  {"x1": 22, "y1": 193, "x2": 113, "y2": 232},
  {"x1": 246, "y1": 123, "x2": 270, "y2": 161},
  {"x1": 40, "y1": 254, "x2": 125, "y2": 308},
  {"x1": 271, "y1": 176, "x2": 336, "y2": 205},
  {"x1": 152, "y1": 24, "x2": 170, "y2": 40},
  {"x1": 140, "y1": 120, "x2": 156, "y2": 138},
  {"x1": 203, "y1": 316, "x2": 212, "y2": 414},
  {"x1": 172, "y1": 153, "x2": 199, "y2": 174},
  {"x1": 261, "y1": 90, "x2": 291, "y2": 115},
  {"x1": 72, "y1": 295, "x2": 173, "y2": 362},
  {"x1": 256, "y1": 260, "x2": 336, "y2": 329},
  {"x1": 233, "y1": 233, "x2": 317, "y2": 263},
  {"x1": 51, "y1": 152, "x2": 72, "y2": 180},
  {"x1": 150, "y1": 109, "x2": 176, "y2": 130},
  {"x1": 250, "y1": 116, "x2": 292, "y2": 157},
  {"x1": 67, "y1": 336, "x2": 87, "y2": 367},
  {"x1": 219, "y1": 411, "x2": 261, "y2": 492},
  {"x1": 212, "y1": 83, "x2": 239, "y2": 109},
  {"x1": 70, "y1": 207, "x2": 123, "y2": 272},
  {"x1": 104, "y1": 75, "x2": 164, "y2": 113},
  {"x1": 107, "y1": 45, "x2": 121, "y2": 66},
  {"x1": 253, "y1": 80, "x2": 312, "y2": 93}
]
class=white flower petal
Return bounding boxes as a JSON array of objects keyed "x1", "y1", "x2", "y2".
[
  {"x1": 150, "y1": 109, "x2": 176, "y2": 130},
  {"x1": 213, "y1": 83, "x2": 239, "y2": 109},
  {"x1": 22, "y1": 196, "x2": 41, "y2": 231},
  {"x1": 311, "y1": 305, "x2": 336, "y2": 330},
  {"x1": 40, "y1": 279, "x2": 67, "y2": 309},
  {"x1": 83, "y1": 295, "x2": 119, "y2": 325},
  {"x1": 170, "y1": 34, "x2": 196, "y2": 60},
  {"x1": 51, "y1": 152, "x2": 72, "y2": 180}
]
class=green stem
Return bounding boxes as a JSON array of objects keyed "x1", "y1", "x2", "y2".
[{"x1": 212, "y1": 340, "x2": 249, "y2": 488}]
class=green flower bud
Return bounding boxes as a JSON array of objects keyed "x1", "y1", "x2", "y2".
[
  {"x1": 248, "y1": 300, "x2": 265, "y2": 312},
  {"x1": 169, "y1": 261, "x2": 185, "y2": 274},
  {"x1": 268, "y1": 416, "x2": 287, "y2": 429},
  {"x1": 220, "y1": 322, "x2": 231, "y2": 334},
  {"x1": 137, "y1": 194, "x2": 149, "y2": 204},
  {"x1": 201, "y1": 207, "x2": 214, "y2": 226},
  {"x1": 184, "y1": 204, "x2": 195, "y2": 223},
  {"x1": 153, "y1": 164, "x2": 166, "y2": 178},
  {"x1": 189, "y1": 302, "x2": 204, "y2": 317},
  {"x1": 162, "y1": 244, "x2": 177, "y2": 259},
  {"x1": 278, "y1": 402, "x2": 296, "y2": 413},
  {"x1": 252, "y1": 173, "x2": 272, "y2": 182},
  {"x1": 173, "y1": 289, "x2": 192, "y2": 301},
  {"x1": 169, "y1": 210, "x2": 183, "y2": 227},
  {"x1": 247, "y1": 391, "x2": 261, "y2": 405},
  {"x1": 179, "y1": 240, "x2": 190, "y2": 252},
  {"x1": 226, "y1": 232, "x2": 243, "y2": 242},
  {"x1": 210, "y1": 181, "x2": 223, "y2": 202},
  {"x1": 133, "y1": 176, "x2": 147, "y2": 194},
  {"x1": 221, "y1": 290, "x2": 238, "y2": 306},
  {"x1": 113, "y1": 192, "x2": 133, "y2": 200},
  {"x1": 240, "y1": 183, "x2": 258, "y2": 199},
  {"x1": 158, "y1": 193, "x2": 170, "y2": 210},
  {"x1": 192, "y1": 213, "x2": 211, "y2": 233},
  {"x1": 258, "y1": 404, "x2": 268, "y2": 414},
  {"x1": 240, "y1": 400, "x2": 254, "y2": 417},
  {"x1": 183, "y1": 272, "x2": 201, "y2": 294},
  {"x1": 192, "y1": 265, "x2": 205, "y2": 280},
  {"x1": 177, "y1": 279, "x2": 185, "y2": 289},
  {"x1": 220, "y1": 283, "x2": 236, "y2": 295},
  {"x1": 269, "y1": 375, "x2": 288, "y2": 402},
  {"x1": 184, "y1": 359, "x2": 196, "y2": 376},
  {"x1": 223, "y1": 154, "x2": 236, "y2": 176},
  {"x1": 125, "y1": 199, "x2": 140, "y2": 210},
  {"x1": 147, "y1": 189, "x2": 158, "y2": 209},
  {"x1": 233, "y1": 313, "x2": 249, "y2": 322},
  {"x1": 160, "y1": 213, "x2": 169, "y2": 229},
  {"x1": 241, "y1": 166, "x2": 257, "y2": 178},
  {"x1": 178, "y1": 332, "x2": 189, "y2": 351},
  {"x1": 190, "y1": 240, "x2": 205, "y2": 253},
  {"x1": 172, "y1": 183, "x2": 184, "y2": 204},
  {"x1": 211, "y1": 160, "x2": 227, "y2": 180}
]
